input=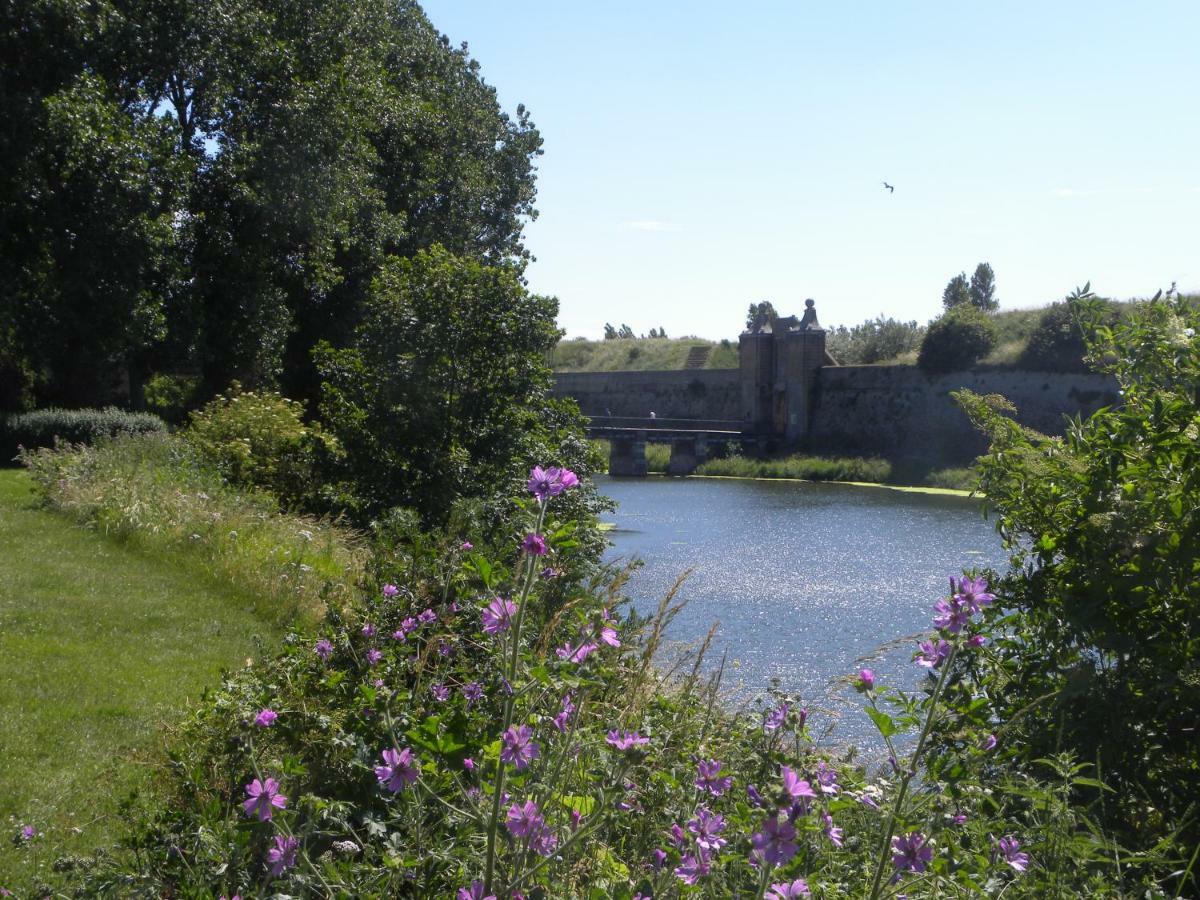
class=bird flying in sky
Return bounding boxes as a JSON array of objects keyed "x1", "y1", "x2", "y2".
[{"x1": 882, "y1": 181, "x2": 894, "y2": 193}]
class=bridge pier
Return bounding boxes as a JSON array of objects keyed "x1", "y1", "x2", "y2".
[
  {"x1": 608, "y1": 431, "x2": 648, "y2": 477},
  {"x1": 667, "y1": 433, "x2": 709, "y2": 476}
]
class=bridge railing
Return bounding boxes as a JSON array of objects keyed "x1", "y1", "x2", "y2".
[{"x1": 585, "y1": 415, "x2": 745, "y2": 432}]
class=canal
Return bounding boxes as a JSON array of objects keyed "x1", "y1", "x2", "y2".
[{"x1": 598, "y1": 475, "x2": 1008, "y2": 747}]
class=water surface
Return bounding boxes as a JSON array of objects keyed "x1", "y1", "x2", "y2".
[{"x1": 598, "y1": 475, "x2": 1007, "y2": 745}]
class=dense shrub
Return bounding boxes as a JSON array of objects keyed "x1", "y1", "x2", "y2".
[
  {"x1": 143, "y1": 373, "x2": 202, "y2": 424},
  {"x1": 1, "y1": 406, "x2": 165, "y2": 462},
  {"x1": 697, "y1": 453, "x2": 893, "y2": 483},
  {"x1": 185, "y1": 384, "x2": 343, "y2": 510},
  {"x1": 826, "y1": 316, "x2": 925, "y2": 365},
  {"x1": 956, "y1": 287, "x2": 1200, "y2": 885},
  {"x1": 315, "y1": 246, "x2": 608, "y2": 540},
  {"x1": 1017, "y1": 297, "x2": 1122, "y2": 372},
  {"x1": 917, "y1": 306, "x2": 997, "y2": 372}
]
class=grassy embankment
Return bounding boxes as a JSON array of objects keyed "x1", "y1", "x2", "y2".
[
  {"x1": 551, "y1": 336, "x2": 738, "y2": 371},
  {"x1": 590, "y1": 439, "x2": 977, "y2": 490},
  {"x1": 0, "y1": 443, "x2": 364, "y2": 890}
]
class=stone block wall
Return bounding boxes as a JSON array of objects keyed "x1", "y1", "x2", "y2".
[
  {"x1": 551, "y1": 370, "x2": 742, "y2": 421},
  {"x1": 807, "y1": 366, "x2": 1119, "y2": 463}
]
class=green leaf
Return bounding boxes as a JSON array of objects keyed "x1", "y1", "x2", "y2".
[{"x1": 866, "y1": 706, "x2": 899, "y2": 738}]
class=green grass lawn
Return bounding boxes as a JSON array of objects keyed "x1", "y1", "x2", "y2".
[{"x1": 0, "y1": 469, "x2": 284, "y2": 890}]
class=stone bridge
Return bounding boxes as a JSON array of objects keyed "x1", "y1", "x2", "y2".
[{"x1": 586, "y1": 417, "x2": 749, "y2": 476}]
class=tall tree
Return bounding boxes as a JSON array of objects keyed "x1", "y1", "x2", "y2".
[
  {"x1": 969, "y1": 262, "x2": 998, "y2": 311},
  {"x1": 941, "y1": 273, "x2": 971, "y2": 310}
]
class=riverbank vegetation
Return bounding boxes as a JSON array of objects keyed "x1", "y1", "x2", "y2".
[{"x1": 0, "y1": 292, "x2": 1193, "y2": 896}]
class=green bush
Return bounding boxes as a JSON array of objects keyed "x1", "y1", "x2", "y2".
[
  {"x1": 956, "y1": 287, "x2": 1200, "y2": 878},
  {"x1": 1, "y1": 406, "x2": 165, "y2": 462},
  {"x1": 144, "y1": 373, "x2": 202, "y2": 424},
  {"x1": 917, "y1": 306, "x2": 997, "y2": 372},
  {"x1": 696, "y1": 452, "x2": 892, "y2": 483},
  {"x1": 1017, "y1": 298, "x2": 1121, "y2": 372},
  {"x1": 826, "y1": 316, "x2": 925, "y2": 364},
  {"x1": 314, "y1": 246, "x2": 607, "y2": 537},
  {"x1": 185, "y1": 384, "x2": 342, "y2": 510}
]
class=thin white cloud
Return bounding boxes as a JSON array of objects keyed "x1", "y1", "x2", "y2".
[{"x1": 625, "y1": 219, "x2": 681, "y2": 232}]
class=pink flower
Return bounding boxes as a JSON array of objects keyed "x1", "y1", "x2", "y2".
[
  {"x1": 997, "y1": 835, "x2": 1029, "y2": 872},
  {"x1": 266, "y1": 834, "x2": 299, "y2": 878},
  {"x1": 556, "y1": 641, "x2": 598, "y2": 663},
  {"x1": 361, "y1": 622, "x2": 376, "y2": 638},
  {"x1": 822, "y1": 812, "x2": 844, "y2": 847},
  {"x1": 505, "y1": 800, "x2": 544, "y2": 839},
  {"x1": 916, "y1": 638, "x2": 951, "y2": 668},
  {"x1": 457, "y1": 881, "x2": 495, "y2": 900},
  {"x1": 527, "y1": 465, "x2": 578, "y2": 500},
  {"x1": 460, "y1": 541, "x2": 473, "y2": 551},
  {"x1": 382, "y1": 583, "x2": 399, "y2": 598},
  {"x1": 605, "y1": 730, "x2": 649, "y2": 751},
  {"x1": 482, "y1": 597, "x2": 517, "y2": 635},
  {"x1": 781, "y1": 765, "x2": 817, "y2": 802},
  {"x1": 674, "y1": 851, "x2": 712, "y2": 885},
  {"x1": 366, "y1": 648, "x2": 383, "y2": 665},
  {"x1": 500, "y1": 724, "x2": 540, "y2": 770},
  {"x1": 815, "y1": 761, "x2": 840, "y2": 794},
  {"x1": 892, "y1": 832, "x2": 933, "y2": 873},
  {"x1": 766, "y1": 880, "x2": 811, "y2": 899},
  {"x1": 751, "y1": 815, "x2": 797, "y2": 867},
  {"x1": 315, "y1": 639, "x2": 333, "y2": 661},
  {"x1": 375, "y1": 747, "x2": 419, "y2": 792},
  {"x1": 856, "y1": 668, "x2": 875, "y2": 691},
  {"x1": 254, "y1": 708, "x2": 278, "y2": 728},
  {"x1": 243, "y1": 778, "x2": 287, "y2": 821},
  {"x1": 695, "y1": 759, "x2": 732, "y2": 796},
  {"x1": 981, "y1": 733, "x2": 998, "y2": 751},
  {"x1": 521, "y1": 533, "x2": 548, "y2": 556}
]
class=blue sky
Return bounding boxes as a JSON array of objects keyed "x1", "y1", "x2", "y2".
[{"x1": 422, "y1": 1, "x2": 1199, "y2": 339}]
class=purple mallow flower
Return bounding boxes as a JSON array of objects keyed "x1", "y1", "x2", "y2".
[
  {"x1": 552, "y1": 694, "x2": 575, "y2": 732},
  {"x1": 500, "y1": 724, "x2": 540, "y2": 770},
  {"x1": 417, "y1": 608, "x2": 437, "y2": 625},
  {"x1": 365, "y1": 648, "x2": 383, "y2": 666},
  {"x1": 892, "y1": 832, "x2": 933, "y2": 873},
  {"x1": 462, "y1": 682, "x2": 484, "y2": 704},
  {"x1": 674, "y1": 851, "x2": 712, "y2": 885},
  {"x1": 556, "y1": 640, "x2": 598, "y2": 663},
  {"x1": 315, "y1": 638, "x2": 333, "y2": 661},
  {"x1": 266, "y1": 835, "x2": 299, "y2": 878},
  {"x1": 916, "y1": 638, "x2": 952, "y2": 669},
  {"x1": 955, "y1": 575, "x2": 995, "y2": 613},
  {"x1": 822, "y1": 812, "x2": 844, "y2": 847},
  {"x1": 481, "y1": 597, "x2": 517, "y2": 635},
  {"x1": 375, "y1": 747, "x2": 419, "y2": 792},
  {"x1": 781, "y1": 765, "x2": 817, "y2": 802},
  {"x1": 751, "y1": 814, "x2": 798, "y2": 867},
  {"x1": 361, "y1": 622, "x2": 376, "y2": 638},
  {"x1": 19, "y1": 825, "x2": 37, "y2": 842},
  {"x1": 254, "y1": 708, "x2": 278, "y2": 728},
  {"x1": 997, "y1": 835, "x2": 1029, "y2": 872},
  {"x1": 687, "y1": 808, "x2": 727, "y2": 852},
  {"x1": 606, "y1": 730, "x2": 649, "y2": 751},
  {"x1": 981, "y1": 733, "x2": 998, "y2": 751},
  {"x1": 764, "y1": 701, "x2": 789, "y2": 731},
  {"x1": 695, "y1": 759, "x2": 733, "y2": 797},
  {"x1": 457, "y1": 881, "x2": 496, "y2": 900},
  {"x1": 431, "y1": 683, "x2": 450, "y2": 702},
  {"x1": 243, "y1": 778, "x2": 287, "y2": 821},
  {"x1": 933, "y1": 596, "x2": 970, "y2": 633},
  {"x1": 521, "y1": 533, "x2": 548, "y2": 556},
  {"x1": 506, "y1": 800, "x2": 544, "y2": 838},
  {"x1": 856, "y1": 668, "x2": 875, "y2": 691},
  {"x1": 527, "y1": 465, "x2": 579, "y2": 501},
  {"x1": 766, "y1": 880, "x2": 811, "y2": 899},
  {"x1": 815, "y1": 761, "x2": 840, "y2": 794},
  {"x1": 382, "y1": 583, "x2": 399, "y2": 598}
]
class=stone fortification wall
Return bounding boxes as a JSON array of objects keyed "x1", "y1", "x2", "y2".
[
  {"x1": 808, "y1": 366, "x2": 1119, "y2": 462},
  {"x1": 551, "y1": 370, "x2": 742, "y2": 421}
]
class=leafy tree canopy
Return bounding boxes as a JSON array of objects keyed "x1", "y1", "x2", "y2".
[{"x1": 0, "y1": 0, "x2": 542, "y2": 408}]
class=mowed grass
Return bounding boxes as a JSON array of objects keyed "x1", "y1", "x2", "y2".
[{"x1": 0, "y1": 469, "x2": 283, "y2": 889}]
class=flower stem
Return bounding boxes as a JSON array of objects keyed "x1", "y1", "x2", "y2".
[{"x1": 865, "y1": 641, "x2": 960, "y2": 900}]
